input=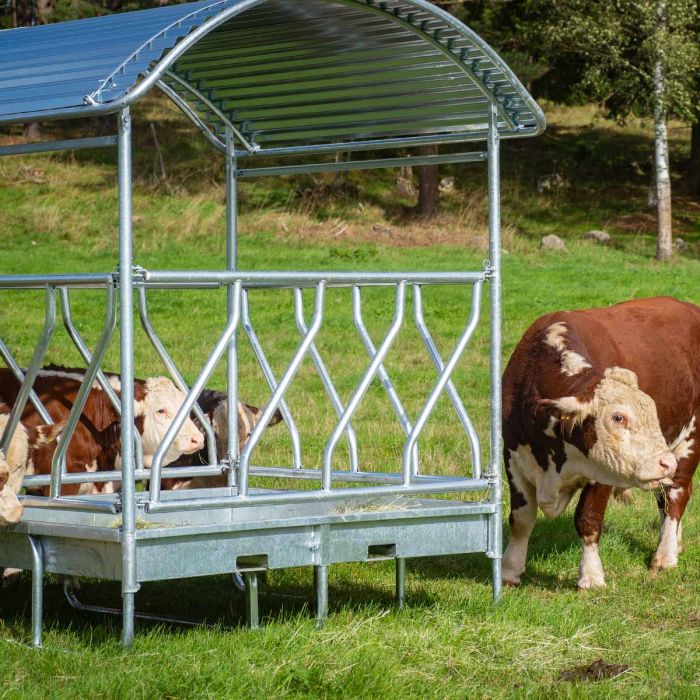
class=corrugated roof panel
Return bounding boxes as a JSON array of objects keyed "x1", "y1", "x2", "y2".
[{"x1": 0, "y1": 0, "x2": 545, "y2": 153}]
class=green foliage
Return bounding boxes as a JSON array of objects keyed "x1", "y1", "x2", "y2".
[{"x1": 542, "y1": 0, "x2": 700, "y2": 121}]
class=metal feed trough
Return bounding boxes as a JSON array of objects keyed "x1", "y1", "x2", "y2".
[{"x1": 0, "y1": 0, "x2": 544, "y2": 647}]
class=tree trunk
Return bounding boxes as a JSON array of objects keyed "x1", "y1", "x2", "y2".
[
  {"x1": 690, "y1": 122, "x2": 700, "y2": 197},
  {"x1": 35, "y1": 0, "x2": 52, "y2": 24},
  {"x1": 418, "y1": 145, "x2": 440, "y2": 217},
  {"x1": 654, "y1": 1, "x2": 673, "y2": 261}
]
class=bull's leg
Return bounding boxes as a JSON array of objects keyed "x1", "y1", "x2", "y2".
[
  {"x1": 651, "y1": 473, "x2": 694, "y2": 572},
  {"x1": 502, "y1": 466, "x2": 537, "y2": 587},
  {"x1": 574, "y1": 483, "x2": 612, "y2": 590}
]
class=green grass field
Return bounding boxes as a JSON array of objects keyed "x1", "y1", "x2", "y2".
[{"x1": 0, "y1": 103, "x2": 699, "y2": 698}]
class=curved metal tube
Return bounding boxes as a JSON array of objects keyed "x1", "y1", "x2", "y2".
[
  {"x1": 149, "y1": 281, "x2": 241, "y2": 502},
  {"x1": 136, "y1": 287, "x2": 217, "y2": 468},
  {"x1": 353, "y1": 285, "x2": 417, "y2": 473},
  {"x1": 238, "y1": 283, "x2": 326, "y2": 497},
  {"x1": 402, "y1": 281, "x2": 483, "y2": 484},
  {"x1": 59, "y1": 286, "x2": 144, "y2": 471},
  {"x1": 413, "y1": 284, "x2": 481, "y2": 478},
  {"x1": 241, "y1": 291, "x2": 302, "y2": 469},
  {"x1": 0, "y1": 338, "x2": 52, "y2": 424},
  {"x1": 294, "y1": 288, "x2": 359, "y2": 472},
  {"x1": 50, "y1": 284, "x2": 117, "y2": 498},
  {"x1": 322, "y1": 282, "x2": 406, "y2": 489},
  {"x1": 0, "y1": 287, "x2": 56, "y2": 455},
  {"x1": 28, "y1": 535, "x2": 44, "y2": 648}
]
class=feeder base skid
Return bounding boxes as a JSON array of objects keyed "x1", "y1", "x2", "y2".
[{"x1": 0, "y1": 488, "x2": 497, "y2": 640}]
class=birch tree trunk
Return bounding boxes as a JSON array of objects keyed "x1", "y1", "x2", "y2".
[{"x1": 654, "y1": 0, "x2": 673, "y2": 261}]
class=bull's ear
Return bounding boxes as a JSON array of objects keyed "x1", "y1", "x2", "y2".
[
  {"x1": 268, "y1": 408, "x2": 283, "y2": 427},
  {"x1": 537, "y1": 396, "x2": 593, "y2": 426},
  {"x1": 0, "y1": 470, "x2": 8, "y2": 489},
  {"x1": 28, "y1": 420, "x2": 66, "y2": 448}
]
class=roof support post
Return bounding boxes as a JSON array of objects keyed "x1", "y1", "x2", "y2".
[
  {"x1": 225, "y1": 126, "x2": 239, "y2": 487},
  {"x1": 486, "y1": 103, "x2": 502, "y2": 602},
  {"x1": 117, "y1": 106, "x2": 139, "y2": 647}
]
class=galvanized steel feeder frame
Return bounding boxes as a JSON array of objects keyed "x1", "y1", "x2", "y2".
[{"x1": 0, "y1": 0, "x2": 545, "y2": 647}]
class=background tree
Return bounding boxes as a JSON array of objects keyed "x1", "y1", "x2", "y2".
[{"x1": 539, "y1": 0, "x2": 700, "y2": 260}]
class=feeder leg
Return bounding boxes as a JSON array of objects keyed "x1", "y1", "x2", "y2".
[
  {"x1": 492, "y1": 556, "x2": 502, "y2": 603},
  {"x1": 314, "y1": 565, "x2": 328, "y2": 629},
  {"x1": 243, "y1": 572, "x2": 259, "y2": 629},
  {"x1": 395, "y1": 557, "x2": 406, "y2": 609},
  {"x1": 28, "y1": 536, "x2": 44, "y2": 648}
]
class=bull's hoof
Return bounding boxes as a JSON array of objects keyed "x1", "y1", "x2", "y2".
[
  {"x1": 577, "y1": 573, "x2": 606, "y2": 590},
  {"x1": 502, "y1": 570, "x2": 522, "y2": 587},
  {"x1": 650, "y1": 556, "x2": 678, "y2": 574}
]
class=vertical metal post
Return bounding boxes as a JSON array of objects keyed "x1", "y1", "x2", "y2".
[
  {"x1": 28, "y1": 535, "x2": 44, "y2": 648},
  {"x1": 395, "y1": 557, "x2": 406, "y2": 609},
  {"x1": 314, "y1": 565, "x2": 329, "y2": 629},
  {"x1": 243, "y1": 571, "x2": 260, "y2": 629},
  {"x1": 487, "y1": 105, "x2": 503, "y2": 602},
  {"x1": 225, "y1": 126, "x2": 239, "y2": 488},
  {"x1": 118, "y1": 107, "x2": 138, "y2": 646}
]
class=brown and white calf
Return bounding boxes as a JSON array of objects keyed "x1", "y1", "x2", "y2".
[
  {"x1": 162, "y1": 389, "x2": 283, "y2": 490},
  {"x1": 0, "y1": 407, "x2": 64, "y2": 524},
  {"x1": 0, "y1": 367, "x2": 205, "y2": 496},
  {"x1": 501, "y1": 296, "x2": 700, "y2": 589}
]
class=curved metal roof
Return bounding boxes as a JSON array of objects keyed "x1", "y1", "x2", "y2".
[{"x1": 0, "y1": 0, "x2": 545, "y2": 156}]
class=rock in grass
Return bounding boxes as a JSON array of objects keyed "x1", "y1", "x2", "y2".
[
  {"x1": 540, "y1": 234, "x2": 568, "y2": 252},
  {"x1": 674, "y1": 237, "x2": 688, "y2": 252},
  {"x1": 584, "y1": 230, "x2": 611, "y2": 244}
]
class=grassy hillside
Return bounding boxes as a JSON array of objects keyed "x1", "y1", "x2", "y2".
[{"x1": 0, "y1": 102, "x2": 699, "y2": 698}]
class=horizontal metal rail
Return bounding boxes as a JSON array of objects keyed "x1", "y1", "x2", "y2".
[
  {"x1": 247, "y1": 466, "x2": 473, "y2": 485},
  {"x1": 0, "y1": 135, "x2": 117, "y2": 157},
  {"x1": 18, "y1": 495, "x2": 118, "y2": 514},
  {"x1": 143, "y1": 270, "x2": 486, "y2": 288},
  {"x1": 145, "y1": 479, "x2": 492, "y2": 513},
  {"x1": 0, "y1": 273, "x2": 112, "y2": 289},
  {"x1": 23, "y1": 464, "x2": 225, "y2": 487},
  {"x1": 236, "y1": 151, "x2": 486, "y2": 178}
]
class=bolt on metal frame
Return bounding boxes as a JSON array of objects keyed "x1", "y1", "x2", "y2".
[{"x1": 0, "y1": 0, "x2": 544, "y2": 647}]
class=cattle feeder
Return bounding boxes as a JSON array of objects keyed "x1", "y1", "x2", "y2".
[{"x1": 0, "y1": 0, "x2": 545, "y2": 647}]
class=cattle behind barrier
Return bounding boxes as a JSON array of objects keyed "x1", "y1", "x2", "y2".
[
  {"x1": 501, "y1": 296, "x2": 700, "y2": 589},
  {"x1": 0, "y1": 368, "x2": 204, "y2": 496},
  {"x1": 0, "y1": 407, "x2": 64, "y2": 525}
]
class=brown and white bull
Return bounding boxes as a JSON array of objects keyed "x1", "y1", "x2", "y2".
[
  {"x1": 0, "y1": 367, "x2": 205, "y2": 496},
  {"x1": 162, "y1": 388, "x2": 283, "y2": 490},
  {"x1": 502, "y1": 296, "x2": 699, "y2": 589},
  {"x1": 0, "y1": 407, "x2": 64, "y2": 525}
]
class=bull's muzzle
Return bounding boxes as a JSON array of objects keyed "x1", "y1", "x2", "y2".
[
  {"x1": 637, "y1": 452, "x2": 677, "y2": 489},
  {"x1": 0, "y1": 490, "x2": 24, "y2": 526}
]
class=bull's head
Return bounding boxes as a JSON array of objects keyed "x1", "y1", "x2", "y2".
[
  {"x1": 0, "y1": 416, "x2": 64, "y2": 526},
  {"x1": 136, "y1": 377, "x2": 205, "y2": 466},
  {"x1": 542, "y1": 367, "x2": 676, "y2": 489},
  {"x1": 210, "y1": 401, "x2": 284, "y2": 459}
]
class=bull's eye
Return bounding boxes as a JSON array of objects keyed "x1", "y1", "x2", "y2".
[
  {"x1": 157, "y1": 408, "x2": 168, "y2": 416},
  {"x1": 612, "y1": 413, "x2": 626, "y2": 425}
]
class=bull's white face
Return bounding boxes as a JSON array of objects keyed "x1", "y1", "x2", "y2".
[
  {"x1": 0, "y1": 415, "x2": 28, "y2": 526},
  {"x1": 137, "y1": 378, "x2": 205, "y2": 466},
  {"x1": 552, "y1": 367, "x2": 676, "y2": 489}
]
